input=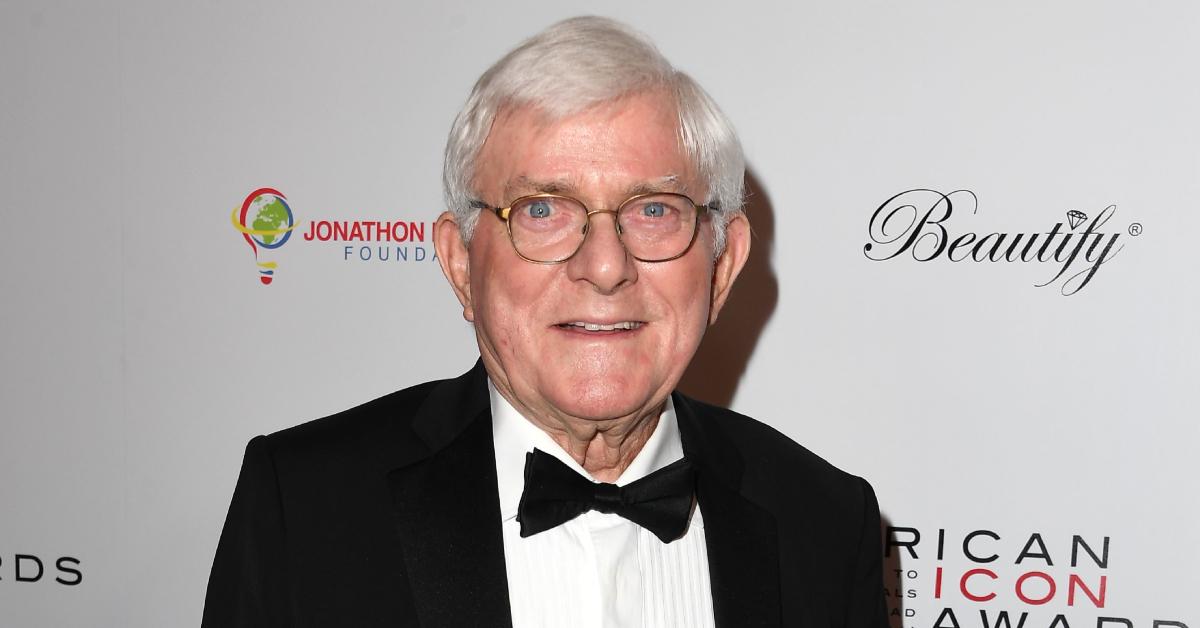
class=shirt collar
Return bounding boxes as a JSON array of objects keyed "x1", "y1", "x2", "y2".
[{"x1": 490, "y1": 380, "x2": 685, "y2": 523}]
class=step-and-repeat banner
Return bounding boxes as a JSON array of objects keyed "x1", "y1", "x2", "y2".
[{"x1": 2, "y1": 1, "x2": 1196, "y2": 626}]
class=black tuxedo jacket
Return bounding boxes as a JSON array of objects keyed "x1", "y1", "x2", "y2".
[{"x1": 202, "y1": 363, "x2": 887, "y2": 627}]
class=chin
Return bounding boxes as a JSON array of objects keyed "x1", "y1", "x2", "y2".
[{"x1": 551, "y1": 378, "x2": 661, "y2": 422}]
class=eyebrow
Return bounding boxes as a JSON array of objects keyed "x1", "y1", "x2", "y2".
[
  {"x1": 502, "y1": 175, "x2": 688, "y2": 204},
  {"x1": 503, "y1": 176, "x2": 575, "y2": 200}
]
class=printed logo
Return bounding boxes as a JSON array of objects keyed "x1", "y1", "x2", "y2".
[
  {"x1": 863, "y1": 189, "x2": 1143, "y2": 296},
  {"x1": 301, "y1": 218, "x2": 433, "y2": 262},
  {"x1": 231, "y1": 187, "x2": 299, "y2": 285},
  {"x1": 0, "y1": 552, "x2": 82, "y2": 586},
  {"x1": 228, "y1": 188, "x2": 436, "y2": 285},
  {"x1": 884, "y1": 526, "x2": 1189, "y2": 628}
]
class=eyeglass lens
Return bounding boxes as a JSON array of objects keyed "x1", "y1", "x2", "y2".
[{"x1": 508, "y1": 194, "x2": 698, "y2": 262}]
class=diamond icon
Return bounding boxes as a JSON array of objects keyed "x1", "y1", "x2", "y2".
[{"x1": 1066, "y1": 210, "x2": 1088, "y2": 229}]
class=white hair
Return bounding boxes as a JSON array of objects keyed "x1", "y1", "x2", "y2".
[{"x1": 442, "y1": 16, "x2": 746, "y2": 254}]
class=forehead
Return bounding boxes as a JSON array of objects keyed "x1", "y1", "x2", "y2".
[{"x1": 473, "y1": 91, "x2": 700, "y2": 201}]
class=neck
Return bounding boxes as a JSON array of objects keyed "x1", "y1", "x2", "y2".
[
  {"x1": 494, "y1": 384, "x2": 664, "y2": 483},
  {"x1": 543, "y1": 410, "x2": 661, "y2": 483}
]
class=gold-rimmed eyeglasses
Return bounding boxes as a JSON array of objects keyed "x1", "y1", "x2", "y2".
[{"x1": 470, "y1": 193, "x2": 718, "y2": 264}]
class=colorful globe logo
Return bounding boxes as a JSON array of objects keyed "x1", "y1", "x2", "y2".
[{"x1": 230, "y1": 187, "x2": 298, "y2": 285}]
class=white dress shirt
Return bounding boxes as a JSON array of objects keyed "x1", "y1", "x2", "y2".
[{"x1": 489, "y1": 382, "x2": 716, "y2": 628}]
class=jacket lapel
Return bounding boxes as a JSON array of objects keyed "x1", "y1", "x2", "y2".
[
  {"x1": 383, "y1": 367, "x2": 783, "y2": 627},
  {"x1": 386, "y1": 363, "x2": 514, "y2": 628},
  {"x1": 675, "y1": 393, "x2": 782, "y2": 628}
]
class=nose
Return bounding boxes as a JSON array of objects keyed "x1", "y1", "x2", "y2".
[{"x1": 565, "y1": 210, "x2": 638, "y2": 294}]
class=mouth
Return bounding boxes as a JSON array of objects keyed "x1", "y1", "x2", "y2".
[{"x1": 554, "y1": 320, "x2": 645, "y2": 334}]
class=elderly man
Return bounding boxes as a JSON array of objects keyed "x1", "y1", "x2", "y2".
[{"x1": 203, "y1": 16, "x2": 886, "y2": 628}]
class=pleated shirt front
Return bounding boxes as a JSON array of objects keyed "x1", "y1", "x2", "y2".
[{"x1": 489, "y1": 383, "x2": 716, "y2": 628}]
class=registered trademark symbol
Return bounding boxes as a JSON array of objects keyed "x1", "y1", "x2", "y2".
[{"x1": 1128, "y1": 223, "x2": 1143, "y2": 236}]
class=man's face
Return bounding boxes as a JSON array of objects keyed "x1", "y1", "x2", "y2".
[{"x1": 436, "y1": 90, "x2": 748, "y2": 427}]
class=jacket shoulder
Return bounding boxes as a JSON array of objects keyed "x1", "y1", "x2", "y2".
[
  {"x1": 272, "y1": 379, "x2": 437, "y2": 443},
  {"x1": 253, "y1": 373, "x2": 463, "y2": 472},
  {"x1": 682, "y1": 397, "x2": 886, "y2": 622},
  {"x1": 682, "y1": 395, "x2": 873, "y2": 518}
]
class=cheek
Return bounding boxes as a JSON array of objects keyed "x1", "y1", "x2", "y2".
[
  {"x1": 662, "y1": 261, "x2": 714, "y2": 317},
  {"x1": 470, "y1": 263, "x2": 547, "y2": 354},
  {"x1": 676, "y1": 299, "x2": 711, "y2": 358},
  {"x1": 474, "y1": 279, "x2": 518, "y2": 348},
  {"x1": 645, "y1": 263, "x2": 714, "y2": 357}
]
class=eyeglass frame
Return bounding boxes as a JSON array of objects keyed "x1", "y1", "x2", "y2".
[{"x1": 468, "y1": 192, "x2": 720, "y2": 264}]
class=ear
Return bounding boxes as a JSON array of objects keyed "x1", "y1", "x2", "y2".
[
  {"x1": 433, "y1": 211, "x2": 475, "y2": 322},
  {"x1": 708, "y1": 213, "x2": 751, "y2": 325}
]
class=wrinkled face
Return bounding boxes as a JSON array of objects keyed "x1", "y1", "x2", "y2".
[{"x1": 437, "y1": 91, "x2": 746, "y2": 426}]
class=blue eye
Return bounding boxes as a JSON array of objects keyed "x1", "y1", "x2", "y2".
[
  {"x1": 527, "y1": 201, "x2": 553, "y2": 219},
  {"x1": 642, "y1": 203, "x2": 666, "y2": 218}
]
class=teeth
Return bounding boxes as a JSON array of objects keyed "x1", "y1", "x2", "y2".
[{"x1": 565, "y1": 321, "x2": 642, "y2": 331}]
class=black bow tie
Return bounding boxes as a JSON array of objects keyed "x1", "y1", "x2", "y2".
[{"x1": 516, "y1": 448, "x2": 696, "y2": 543}]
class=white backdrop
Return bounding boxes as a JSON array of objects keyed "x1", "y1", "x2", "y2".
[{"x1": 2, "y1": 1, "x2": 1196, "y2": 626}]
